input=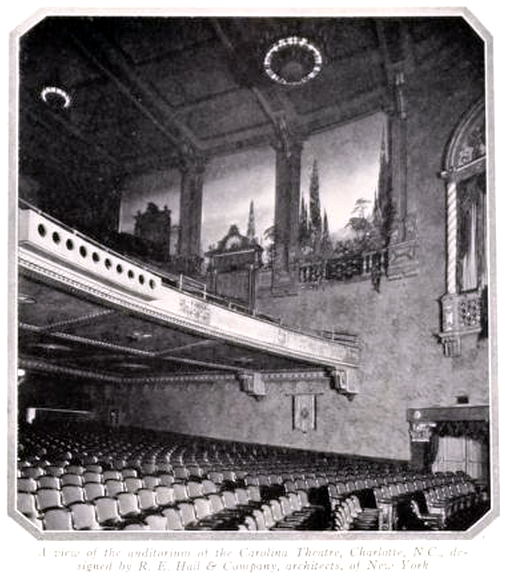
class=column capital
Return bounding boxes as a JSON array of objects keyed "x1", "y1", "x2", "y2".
[
  {"x1": 409, "y1": 421, "x2": 437, "y2": 443},
  {"x1": 270, "y1": 116, "x2": 305, "y2": 157},
  {"x1": 178, "y1": 152, "x2": 207, "y2": 175}
]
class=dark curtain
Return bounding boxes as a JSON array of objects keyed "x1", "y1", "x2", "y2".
[{"x1": 436, "y1": 420, "x2": 489, "y2": 442}]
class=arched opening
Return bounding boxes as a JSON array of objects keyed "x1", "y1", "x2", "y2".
[{"x1": 439, "y1": 99, "x2": 487, "y2": 356}]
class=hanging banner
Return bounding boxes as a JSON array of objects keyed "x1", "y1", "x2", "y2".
[{"x1": 293, "y1": 394, "x2": 316, "y2": 433}]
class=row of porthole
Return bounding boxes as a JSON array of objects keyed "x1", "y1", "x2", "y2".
[{"x1": 36, "y1": 223, "x2": 156, "y2": 290}]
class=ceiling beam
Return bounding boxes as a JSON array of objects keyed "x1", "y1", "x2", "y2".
[
  {"x1": 64, "y1": 21, "x2": 203, "y2": 160},
  {"x1": 156, "y1": 338, "x2": 216, "y2": 356},
  {"x1": 201, "y1": 84, "x2": 389, "y2": 158},
  {"x1": 159, "y1": 353, "x2": 247, "y2": 372},
  {"x1": 40, "y1": 310, "x2": 117, "y2": 333},
  {"x1": 211, "y1": 18, "x2": 298, "y2": 144},
  {"x1": 301, "y1": 85, "x2": 390, "y2": 134}
]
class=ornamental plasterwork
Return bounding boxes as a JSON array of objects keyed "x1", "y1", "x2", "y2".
[{"x1": 409, "y1": 421, "x2": 437, "y2": 443}]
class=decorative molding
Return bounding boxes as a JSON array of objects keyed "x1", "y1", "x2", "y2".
[
  {"x1": 125, "y1": 373, "x2": 234, "y2": 385},
  {"x1": 19, "y1": 207, "x2": 163, "y2": 301},
  {"x1": 18, "y1": 358, "x2": 362, "y2": 401},
  {"x1": 178, "y1": 295, "x2": 211, "y2": 325},
  {"x1": 443, "y1": 99, "x2": 485, "y2": 177},
  {"x1": 407, "y1": 405, "x2": 489, "y2": 423},
  {"x1": 439, "y1": 334, "x2": 462, "y2": 358},
  {"x1": 126, "y1": 370, "x2": 331, "y2": 385},
  {"x1": 327, "y1": 366, "x2": 359, "y2": 396},
  {"x1": 49, "y1": 331, "x2": 156, "y2": 358},
  {"x1": 19, "y1": 322, "x2": 42, "y2": 332},
  {"x1": 40, "y1": 309, "x2": 116, "y2": 332},
  {"x1": 264, "y1": 370, "x2": 327, "y2": 381},
  {"x1": 238, "y1": 371, "x2": 266, "y2": 399},
  {"x1": 19, "y1": 357, "x2": 121, "y2": 382}
]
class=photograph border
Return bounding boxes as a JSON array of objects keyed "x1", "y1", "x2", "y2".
[{"x1": 7, "y1": 4, "x2": 500, "y2": 544}]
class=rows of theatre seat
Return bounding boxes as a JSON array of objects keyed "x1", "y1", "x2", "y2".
[
  {"x1": 16, "y1": 423, "x2": 489, "y2": 532},
  {"x1": 331, "y1": 471, "x2": 488, "y2": 531}
]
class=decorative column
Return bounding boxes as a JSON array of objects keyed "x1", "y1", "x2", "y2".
[
  {"x1": 271, "y1": 132, "x2": 303, "y2": 295},
  {"x1": 439, "y1": 176, "x2": 462, "y2": 355},
  {"x1": 408, "y1": 410, "x2": 437, "y2": 472},
  {"x1": 178, "y1": 156, "x2": 206, "y2": 276},
  {"x1": 386, "y1": 70, "x2": 419, "y2": 280},
  {"x1": 445, "y1": 179, "x2": 458, "y2": 294}
]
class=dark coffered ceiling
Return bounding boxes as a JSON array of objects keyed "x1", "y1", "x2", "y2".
[{"x1": 17, "y1": 15, "x2": 480, "y2": 182}]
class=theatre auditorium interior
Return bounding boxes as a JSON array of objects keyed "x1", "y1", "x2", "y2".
[{"x1": 12, "y1": 14, "x2": 494, "y2": 534}]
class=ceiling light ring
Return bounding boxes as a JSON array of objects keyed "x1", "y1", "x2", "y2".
[
  {"x1": 264, "y1": 36, "x2": 323, "y2": 86},
  {"x1": 40, "y1": 86, "x2": 72, "y2": 109}
]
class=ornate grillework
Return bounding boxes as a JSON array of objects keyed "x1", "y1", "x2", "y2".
[
  {"x1": 439, "y1": 290, "x2": 484, "y2": 357},
  {"x1": 459, "y1": 294, "x2": 481, "y2": 327}
]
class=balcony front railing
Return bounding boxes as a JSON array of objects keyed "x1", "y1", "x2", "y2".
[{"x1": 298, "y1": 248, "x2": 389, "y2": 287}]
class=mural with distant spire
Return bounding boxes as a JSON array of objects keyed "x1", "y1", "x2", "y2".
[
  {"x1": 298, "y1": 119, "x2": 393, "y2": 291},
  {"x1": 299, "y1": 127, "x2": 393, "y2": 261}
]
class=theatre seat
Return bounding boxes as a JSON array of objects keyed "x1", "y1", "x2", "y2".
[
  {"x1": 94, "y1": 497, "x2": 122, "y2": 529},
  {"x1": 61, "y1": 485, "x2": 85, "y2": 507},
  {"x1": 18, "y1": 477, "x2": 37, "y2": 493},
  {"x1": 70, "y1": 502, "x2": 101, "y2": 531},
  {"x1": 161, "y1": 507, "x2": 184, "y2": 531},
  {"x1": 144, "y1": 514, "x2": 168, "y2": 531},
  {"x1": 43, "y1": 507, "x2": 73, "y2": 531},
  {"x1": 17, "y1": 491, "x2": 39, "y2": 521},
  {"x1": 36, "y1": 488, "x2": 62, "y2": 512}
]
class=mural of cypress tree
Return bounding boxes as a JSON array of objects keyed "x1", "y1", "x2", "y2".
[
  {"x1": 299, "y1": 195, "x2": 310, "y2": 251},
  {"x1": 309, "y1": 159, "x2": 322, "y2": 251},
  {"x1": 246, "y1": 199, "x2": 256, "y2": 241},
  {"x1": 321, "y1": 209, "x2": 333, "y2": 255},
  {"x1": 376, "y1": 127, "x2": 395, "y2": 244}
]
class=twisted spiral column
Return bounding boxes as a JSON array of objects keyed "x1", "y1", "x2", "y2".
[{"x1": 446, "y1": 180, "x2": 458, "y2": 294}]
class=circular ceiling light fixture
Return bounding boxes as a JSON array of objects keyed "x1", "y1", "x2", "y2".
[
  {"x1": 40, "y1": 86, "x2": 72, "y2": 109},
  {"x1": 264, "y1": 36, "x2": 323, "y2": 86}
]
